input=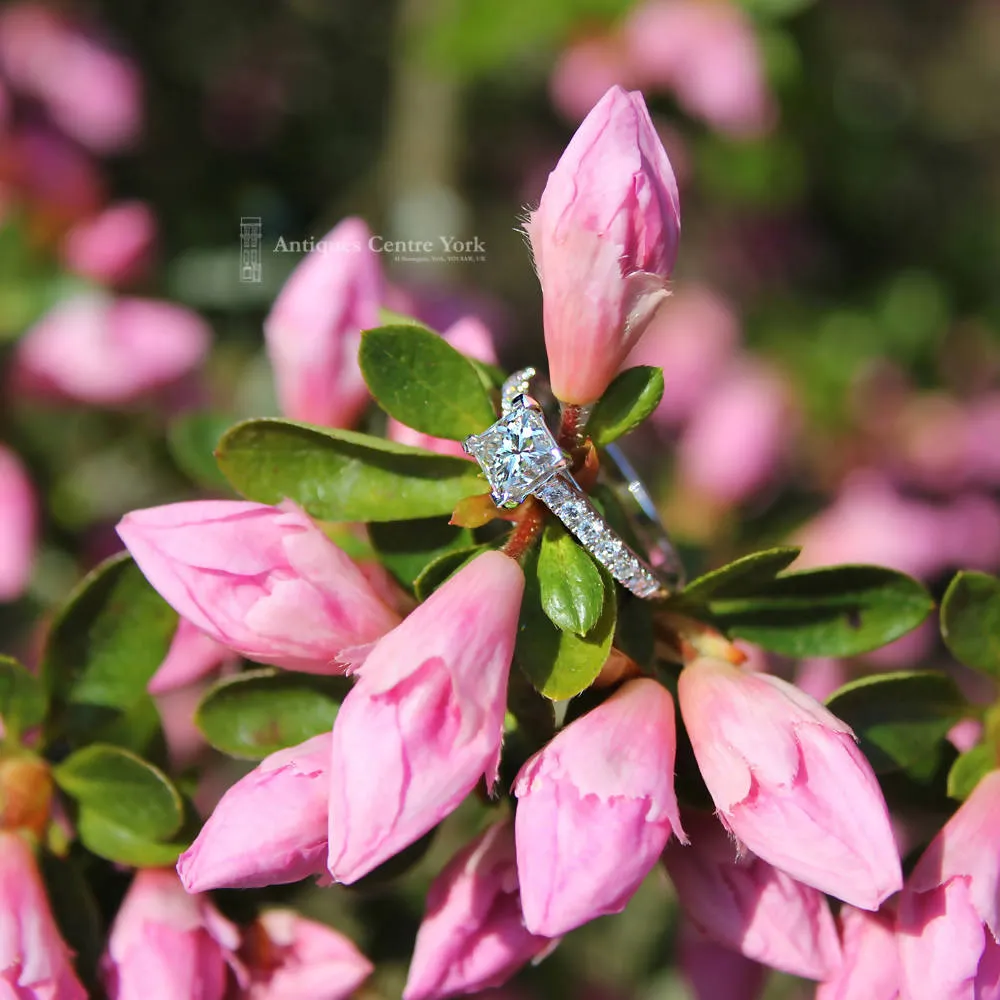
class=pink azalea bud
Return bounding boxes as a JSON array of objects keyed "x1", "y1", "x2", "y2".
[
  {"x1": 526, "y1": 85, "x2": 681, "y2": 405},
  {"x1": 13, "y1": 294, "x2": 209, "y2": 406},
  {"x1": 678, "y1": 658, "x2": 902, "y2": 910},
  {"x1": 678, "y1": 925, "x2": 767, "y2": 1000},
  {"x1": 0, "y1": 831, "x2": 87, "y2": 999},
  {"x1": 178, "y1": 733, "x2": 332, "y2": 892},
  {"x1": 243, "y1": 909, "x2": 372, "y2": 1000},
  {"x1": 117, "y1": 500, "x2": 401, "y2": 673},
  {"x1": 897, "y1": 770, "x2": 1000, "y2": 1000},
  {"x1": 404, "y1": 820, "x2": 552, "y2": 1000},
  {"x1": 0, "y1": 445, "x2": 37, "y2": 602},
  {"x1": 101, "y1": 869, "x2": 240, "y2": 1000},
  {"x1": 327, "y1": 551, "x2": 523, "y2": 883},
  {"x1": 387, "y1": 316, "x2": 498, "y2": 458},
  {"x1": 676, "y1": 358, "x2": 794, "y2": 506},
  {"x1": 662, "y1": 810, "x2": 841, "y2": 979},
  {"x1": 264, "y1": 217, "x2": 380, "y2": 428},
  {"x1": 817, "y1": 906, "x2": 902, "y2": 1000},
  {"x1": 513, "y1": 678, "x2": 685, "y2": 936},
  {"x1": 61, "y1": 200, "x2": 156, "y2": 286},
  {"x1": 148, "y1": 617, "x2": 233, "y2": 695}
]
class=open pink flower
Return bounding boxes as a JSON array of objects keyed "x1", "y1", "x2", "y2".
[
  {"x1": 526, "y1": 85, "x2": 680, "y2": 404},
  {"x1": 678, "y1": 657, "x2": 902, "y2": 910},
  {"x1": 514, "y1": 678, "x2": 685, "y2": 936},
  {"x1": 897, "y1": 770, "x2": 1000, "y2": 1000},
  {"x1": 118, "y1": 500, "x2": 401, "y2": 673},
  {"x1": 0, "y1": 445, "x2": 37, "y2": 602},
  {"x1": 0, "y1": 831, "x2": 86, "y2": 1000},
  {"x1": 264, "y1": 217, "x2": 380, "y2": 428},
  {"x1": 663, "y1": 810, "x2": 841, "y2": 979},
  {"x1": 327, "y1": 551, "x2": 524, "y2": 883},
  {"x1": 61, "y1": 200, "x2": 156, "y2": 287},
  {"x1": 178, "y1": 733, "x2": 332, "y2": 892},
  {"x1": 404, "y1": 820, "x2": 552, "y2": 1000}
]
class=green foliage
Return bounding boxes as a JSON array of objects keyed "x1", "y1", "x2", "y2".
[
  {"x1": 941, "y1": 571, "x2": 1000, "y2": 679},
  {"x1": 678, "y1": 547, "x2": 802, "y2": 603},
  {"x1": 368, "y1": 517, "x2": 472, "y2": 590},
  {"x1": 42, "y1": 554, "x2": 177, "y2": 753},
  {"x1": 709, "y1": 565, "x2": 934, "y2": 657},
  {"x1": 195, "y1": 669, "x2": 350, "y2": 759},
  {"x1": 413, "y1": 545, "x2": 490, "y2": 601},
  {"x1": 947, "y1": 743, "x2": 997, "y2": 801},
  {"x1": 826, "y1": 672, "x2": 967, "y2": 781},
  {"x1": 588, "y1": 367, "x2": 665, "y2": 447},
  {"x1": 0, "y1": 655, "x2": 47, "y2": 740},
  {"x1": 359, "y1": 324, "x2": 496, "y2": 439},
  {"x1": 167, "y1": 412, "x2": 236, "y2": 491},
  {"x1": 537, "y1": 522, "x2": 605, "y2": 634},
  {"x1": 216, "y1": 419, "x2": 484, "y2": 522},
  {"x1": 515, "y1": 549, "x2": 617, "y2": 700}
]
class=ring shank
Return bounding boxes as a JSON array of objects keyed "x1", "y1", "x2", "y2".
[{"x1": 534, "y1": 472, "x2": 671, "y2": 600}]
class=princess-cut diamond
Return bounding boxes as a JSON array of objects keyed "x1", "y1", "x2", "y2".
[{"x1": 464, "y1": 405, "x2": 567, "y2": 508}]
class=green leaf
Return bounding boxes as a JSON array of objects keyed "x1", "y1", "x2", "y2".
[
  {"x1": 75, "y1": 809, "x2": 189, "y2": 867},
  {"x1": 412, "y1": 545, "x2": 489, "y2": 602},
  {"x1": 0, "y1": 655, "x2": 47, "y2": 737},
  {"x1": 515, "y1": 550, "x2": 617, "y2": 700},
  {"x1": 588, "y1": 367, "x2": 665, "y2": 447},
  {"x1": 53, "y1": 744, "x2": 183, "y2": 841},
  {"x1": 710, "y1": 565, "x2": 934, "y2": 657},
  {"x1": 359, "y1": 324, "x2": 496, "y2": 439},
  {"x1": 948, "y1": 743, "x2": 997, "y2": 801},
  {"x1": 368, "y1": 518, "x2": 472, "y2": 590},
  {"x1": 825, "y1": 672, "x2": 967, "y2": 779},
  {"x1": 42, "y1": 554, "x2": 178, "y2": 752},
  {"x1": 195, "y1": 669, "x2": 350, "y2": 760},
  {"x1": 679, "y1": 547, "x2": 801, "y2": 603},
  {"x1": 537, "y1": 522, "x2": 604, "y2": 634},
  {"x1": 216, "y1": 419, "x2": 485, "y2": 522},
  {"x1": 941, "y1": 571, "x2": 1000, "y2": 679},
  {"x1": 167, "y1": 412, "x2": 235, "y2": 491}
]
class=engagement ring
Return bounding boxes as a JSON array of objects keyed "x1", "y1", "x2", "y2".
[{"x1": 463, "y1": 369, "x2": 683, "y2": 600}]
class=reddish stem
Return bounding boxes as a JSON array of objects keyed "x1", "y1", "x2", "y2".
[{"x1": 501, "y1": 498, "x2": 546, "y2": 561}]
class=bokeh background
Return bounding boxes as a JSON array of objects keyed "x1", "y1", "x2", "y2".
[{"x1": 1, "y1": 0, "x2": 998, "y2": 997}]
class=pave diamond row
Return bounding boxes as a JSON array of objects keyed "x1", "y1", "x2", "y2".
[
  {"x1": 501, "y1": 367, "x2": 537, "y2": 414},
  {"x1": 534, "y1": 474, "x2": 666, "y2": 600}
]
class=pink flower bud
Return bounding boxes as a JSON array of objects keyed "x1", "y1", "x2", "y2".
[
  {"x1": 13, "y1": 294, "x2": 209, "y2": 406},
  {"x1": 663, "y1": 810, "x2": 841, "y2": 979},
  {"x1": 404, "y1": 820, "x2": 552, "y2": 1000},
  {"x1": 0, "y1": 445, "x2": 37, "y2": 602},
  {"x1": 264, "y1": 217, "x2": 380, "y2": 428},
  {"x1": 898, "y1": 770, "x2": 1000, "y2": 1000},
  {"x1": 513, "y1": 678, "x2": 685, "y2": 936},
  {"x1": 178, "y1": 733, "x2": 332, "y2": 892},
  {"x1": 817, "y1": 906, "x2": 902, "y2": 1000},
  {"x1": 526, "y1": 85, "x2": 681, "y2": 404},
  {"x1": 61, "y1": 200, "x2": 156, "y2": 287},
  {"x1": 678, "y1": 925, "x2": 767, "y2": 1000},
  {"x1": 327, "y1": 551, "x2": 523, "y2": 883},
  {"x1": 148, "y1": 617, "x2": 233, "y2": 695},
  {"x1": 117, "y1": 500, "x2": 401, "y2": 673},
  {"x1": 678, "y1": 658, "x2": 902, "y2": 910},
  {"x1": 0, "y1": 831, "x2": 86, "y2": 1000},
  {"x1": 243, "y1": 909, "x2": 372, "y2": 1000},
  {"x1": 100, "y1": 869, "x2": 240, "y2": 1000}
]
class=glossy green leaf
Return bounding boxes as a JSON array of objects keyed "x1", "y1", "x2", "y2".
[
  {"x1": 941, "y1": 571, "x2": 1000, "y2": 679},
  {"x1": 368, "y1": 518, "x2": 472, "y2": 590},
  {"x1": 53, "y1": 744, "x2": 183, "y2": 841},
  {"x1": 195, "y1": 669, "x2": 350, "y2": 759},
  {"x1": 515, "y1": 550, "x2": 617, "y2": 700},
  {"x1": 216, "y1": 419, "x2": 485, "y2": 522},
  {"x1": 42, "y1": 554, "x2": 177, "y2": 751},
  {"x1": 588, "y1": 367, "x2": 664, "y2": 447},
  {"x1": 359, "y1": 324, "x2": 496, "y2": 439},
  {"x1": 75, "y1": 809, "x2": 189, "y2": 867},
  {"x1": 679, "y1": 547, "x2": 801, "y2": 603},
  {"x1": 710, "y1": 565, "x2": 934, "y2": 657},
  {"x1": 0, "y1": 655, "x2": 47, "y2": 736},
  {"x1": 412, "y1": 545, "x2": 490, "y2": 602},
  {"x1": 825, "y1": 671, "x2": 967, "y2": 778},
  {"x1": 947, "y1": 743, "x2": 997, "y2": 801},
  {"x1": 537, "y1": 523, "x2": 604, "y2": 634},
  {"x1": 167, "y1": 412, "x2": 235, "y2": 491}
]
